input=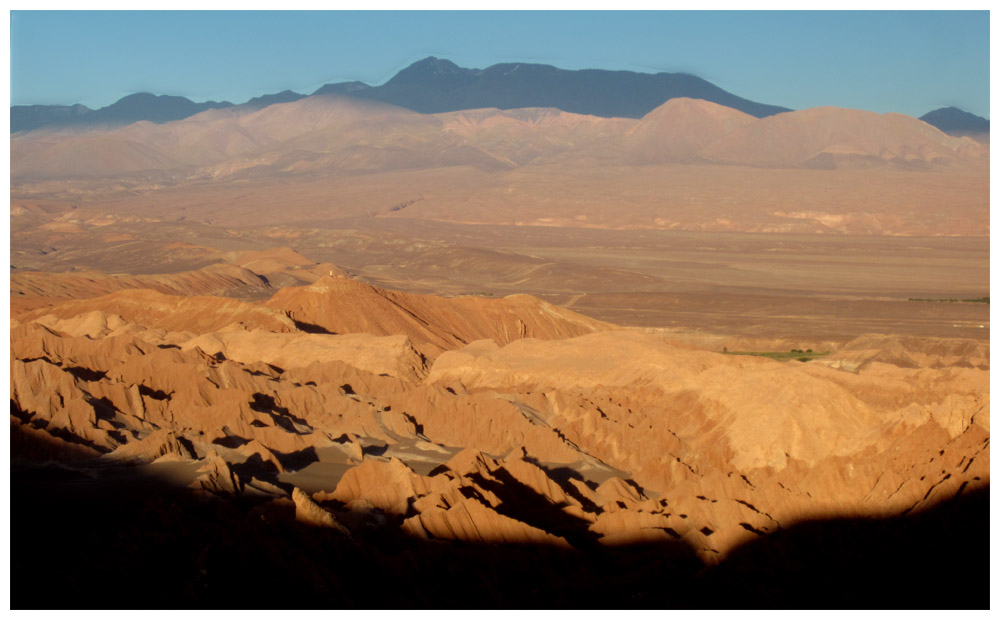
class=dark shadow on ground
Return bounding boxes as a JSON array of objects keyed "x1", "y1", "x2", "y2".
[
  {"x1": 695, "y1": 484, "x2": 990, "y2": 609},
  {"x1": 10, "y1": 423, "x2": 990, "y2": 610},
  {"x1": 291, "y1": 319, "x2": 336, "y2": 335}
]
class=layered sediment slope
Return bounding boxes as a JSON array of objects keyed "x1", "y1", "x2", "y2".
[
  {"x1": 15, "y1": 273, "x2": 614, "y2": 359},
  {"x1": 263, "y1": 275, "x2": 613, "y2": 356}
]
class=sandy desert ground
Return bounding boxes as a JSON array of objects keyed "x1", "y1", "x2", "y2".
[{"x1": 10, "y1": 95, "x2": 989, "y2": 608}]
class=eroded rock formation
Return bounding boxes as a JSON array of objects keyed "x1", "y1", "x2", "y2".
[{"x1": 10, "y1": 271, "x2": 989, "y2": 607}]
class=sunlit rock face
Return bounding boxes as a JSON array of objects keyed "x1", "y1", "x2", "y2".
[{"x1": 10, "y1": 266, "x2": 988, "y2": 607}]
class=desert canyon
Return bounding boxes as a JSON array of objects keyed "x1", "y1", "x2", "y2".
[{"x1": 10, "y1": 60, "x2": 990, "y2": 608}]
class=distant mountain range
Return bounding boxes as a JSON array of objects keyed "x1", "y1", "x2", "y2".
[
  {"x1": 11, "y1": 94, "x2": 988, "y2": 237},
  {"x1": 14, "y1": 56, "x2": 791, "y2": 132},
  {"x1": 11, "y1": 56, "x2": 988, "y2": 136},
  {"x1": 12, "y1": 94, "x2": 987, "y2": 183},
  {"x1": 12, "y1": 93, "x2": 233, "y2": 133},
  {"x1": 313, "y1": 56, "x2": 791, "y2": 119}
]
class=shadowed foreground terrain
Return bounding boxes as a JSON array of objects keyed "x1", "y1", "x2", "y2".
[
  {"x1": 9, "y1": 264, "x2": 989, "y2": 609},
  {"x1": 10, "y1": 428, "x2": 989, "y2": 609}
]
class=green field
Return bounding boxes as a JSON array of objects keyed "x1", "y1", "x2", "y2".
[
  {"x1": 723, "y1": 349, "x2": 831, "y2": 362},
  {"x1": 908, "y1": 297, "x2": 989, "y2": 304}
]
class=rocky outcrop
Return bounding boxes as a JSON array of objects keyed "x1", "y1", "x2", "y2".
[
  {"x1": 9, "y1": 284, "x2": 989, "y2": 572},
  {"x1": 292, "y1": 487, "x2": 350, "y2": 534},
  {"x1": 264, "y1": 276, "x2": 614, "y2": 357}
]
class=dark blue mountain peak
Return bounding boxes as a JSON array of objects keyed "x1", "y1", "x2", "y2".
[
  {"x1": 920, "y1": 107, "x2": 989, "y2": 137},
  {"x1": 387, "y1": 56, "x2": 475, "y2": 86}
]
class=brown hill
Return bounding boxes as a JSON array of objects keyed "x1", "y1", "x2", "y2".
[
  {"x1": 10, "y1": 95, "x2": 444, "y2": 179},
  {"x1": 10, "y1": 128, "x2": 183, "y2": 179},
  {"x1": 14, "y1": 271, "x2": 615, "y2": 359},
  {"x1": 223, "y1": 246, "x2": 348, "y2": 288},
  {"x1": 263, "y1": 275, "x2": 615, "y2": 357},
  {"x1": 11, "y1": 98, "x2": 637, "y2": 180},
  {"x1": 700, "y1": 106, "x2": 987, "y2": 168},
  {"x1": 14, "y1": 96, "x2": 986, "y2": 182},
  {"x1": 434, "y1": 106, "x2": 633, "y2": 165},
  {"x1": 10, "y1": 246, "x2": 353, "y2": 317},
  {"x1": 11, "y1": 262, "x2": 270, "y2": 305},
  {"x1": 13, "y1": 95, "x2": 570, "y2": 181},
  {"x1": 128, "y1": 93, "x2": 442, "y2": 171},
  {"x1": 17, "y1": 289, "x2": 298, "y2": 334},
  {"x1": 623, "y1": 97, "x2": 756, "y2": 163}
]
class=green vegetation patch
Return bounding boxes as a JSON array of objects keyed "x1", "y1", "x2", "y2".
[
  {"x1": 908, "y1": 297, "x2": 989, "y2": 304},
  {"x1": 722, "y1": 348, "x2": 830, "y2": 362}
]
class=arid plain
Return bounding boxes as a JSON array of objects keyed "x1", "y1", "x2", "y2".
[{"x1": 11, "y1": 95, "x2": 989, "y2": 607}]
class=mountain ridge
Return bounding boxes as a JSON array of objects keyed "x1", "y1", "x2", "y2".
[
  {"x1": 12, "y1": 92, "x2": 233, "y2": 133},
  {"x1": 329, "y1": 56, "x2": 791, "y2": 120},
  {"x1": 13, "y1": 56, "x2": 790, "y2": 132},
  {"x1": 11, "y1": 94, "x2": 986, "y2": 182},
  {"x1": 16, "y1": 57, "x2": 986, "y2": 136}
]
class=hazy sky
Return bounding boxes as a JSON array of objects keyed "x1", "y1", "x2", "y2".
[{"x1": 9, "y1": 10, "x2": 990, "y2": 118}]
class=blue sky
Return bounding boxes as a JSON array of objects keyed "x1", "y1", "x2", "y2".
[{"x1": 9, "y1": 10, "x2": 990, "y2": 118}]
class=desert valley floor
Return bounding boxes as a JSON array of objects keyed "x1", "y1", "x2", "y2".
[{"x1": 10, "y1": 95, "x2": 990, "y2": 608}]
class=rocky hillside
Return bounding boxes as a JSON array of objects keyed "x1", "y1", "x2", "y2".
[{"x1": 11, "y1": 276, "x2": 989, "y2": 607}]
